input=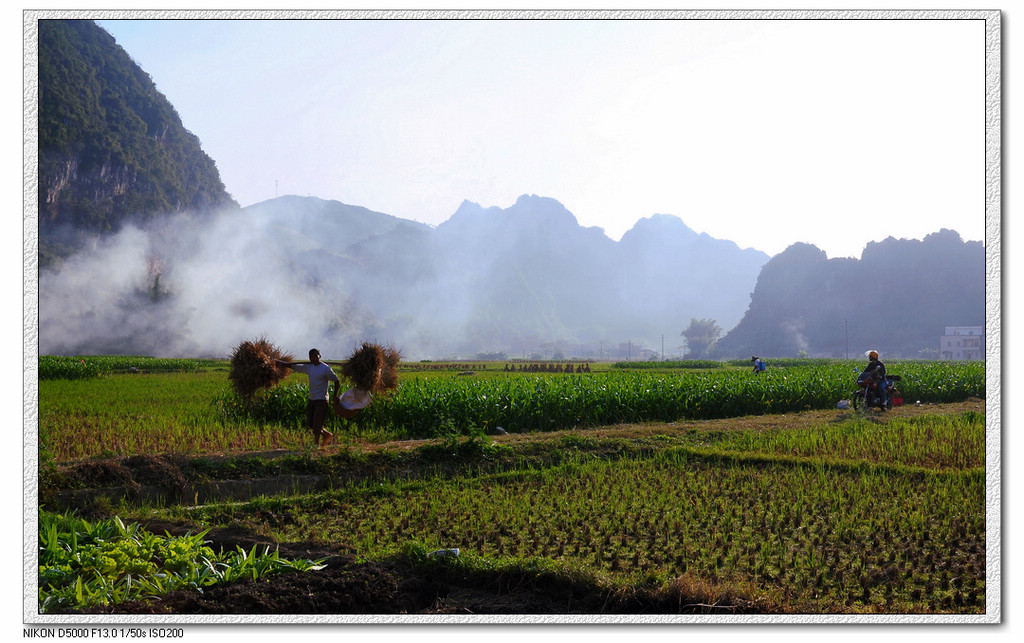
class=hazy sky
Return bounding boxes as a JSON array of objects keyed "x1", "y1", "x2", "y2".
[{"x1": 88, "y1": 14, "x2": 988, "y2": 259}]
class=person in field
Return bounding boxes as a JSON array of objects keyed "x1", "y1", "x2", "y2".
[
  {"x1": 859, "y1": 350, "x2": 887, "y2": 407},
  {"x1": 276, "y1": 348, "x2": 342, "y2": 448},
  {"x1": 751, "y1": 356, "x2": 767, "y2": 373}
]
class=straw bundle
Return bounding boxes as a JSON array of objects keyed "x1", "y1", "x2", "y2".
[
  {"x1": 228, "y1": 337, "x2": 294, "y2": 398},
  {"x1": 341, "y1": 342, "x2": 402, "y2": 394},
  {"x1": 379, "y1": 344, "x2": 401, "y2": 391}
]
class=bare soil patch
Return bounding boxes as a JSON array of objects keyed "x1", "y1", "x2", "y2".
[{"x1": 73, "y1": 519, "x2": 764, "y2": 616}]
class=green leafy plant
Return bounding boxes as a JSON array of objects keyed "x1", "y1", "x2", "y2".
[{"x1": 37, "y1": 508, "x2": 326, "y2": 613}]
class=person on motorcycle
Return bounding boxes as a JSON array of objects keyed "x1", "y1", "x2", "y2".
[{"x1": 859, "y1": 350, "x2": 887, "y2": 407}]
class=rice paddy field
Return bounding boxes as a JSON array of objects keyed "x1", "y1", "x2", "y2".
[{"x1": 35, "y1": 356, "x2": 991, "y2": 617}]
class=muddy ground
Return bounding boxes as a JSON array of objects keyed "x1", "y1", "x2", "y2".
[{"x1": 73, "y1": 519, "x2": 758, "y2": 616}]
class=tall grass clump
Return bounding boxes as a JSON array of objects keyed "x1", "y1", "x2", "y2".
[
  {"x1": 228, "y1": 337, "x2": 294, "y2": 398},
  {"x1": 340, "y1": 342, "x2": 402, "y2": 394}
]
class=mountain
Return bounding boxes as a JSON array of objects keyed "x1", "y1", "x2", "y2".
[
  {"x1": 712, "y1": 229, "x2": 985, "y2": 359},
  {"x1": 613, "y1": 214, "x2": 767, "y2": 342},
  {"x1": 37, "y1": 194, "x2": 770, "y2": 359},
  {"x1": 417, "y1": 195, "x2": 770, "y2": 356},
  {"x1": 36, "y1": 185, "x2": 981, "y2": 361},
  {"x1": 430, "y1": 196, "x2": 620, "y2": 351},
  {"x1": 36, "y1": 19, "x2": 237, "y2": 267}
]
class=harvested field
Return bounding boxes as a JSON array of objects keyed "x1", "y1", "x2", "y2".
[
  {"x1": 42, "y1": 398, "x2": 988, "y2": 618},
  {"x1": 77, "y1": 521, "x2": 762, "y2": 615}
]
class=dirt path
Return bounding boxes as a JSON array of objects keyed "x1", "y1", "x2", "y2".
[{"x1": 341, "y1": 397, "x2": 988, "y2": 454}]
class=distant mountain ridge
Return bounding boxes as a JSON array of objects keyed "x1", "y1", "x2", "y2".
[
  {"x1": 714, "y1": 230, "x2": 985, "y2": 359},
  {"x1": 216, "y1": 194, "x2": 770, "y2": 360},
  {"x1": 35, "y1": 20, "x2": 985, "y2": 361},
  {"x1": 222, "y1": 196, "x2": 982, "y2": 360}
]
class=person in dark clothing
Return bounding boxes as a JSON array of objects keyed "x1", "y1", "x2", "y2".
[{"x1": 859, "y1": 350, "x2": 887, "y2": 406}]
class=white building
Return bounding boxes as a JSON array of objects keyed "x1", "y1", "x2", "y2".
[{"x1": 940, "y1": 326, "x2": 984, "y2": 360}]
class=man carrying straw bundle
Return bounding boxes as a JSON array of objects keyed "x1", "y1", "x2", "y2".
[{"x1": 276, "y1": 349, "x2": 341, "y2": 448}]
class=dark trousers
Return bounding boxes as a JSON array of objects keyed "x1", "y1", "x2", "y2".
[{"x1": 306, "y1": 399, "x2": 329, "y2": 436}]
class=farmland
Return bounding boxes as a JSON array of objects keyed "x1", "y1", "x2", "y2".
[{"x1": 35, "y1": 357, "x2": 989, "y2": 616}]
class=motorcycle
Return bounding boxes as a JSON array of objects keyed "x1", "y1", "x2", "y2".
[{"x1": 853, "y1": 372, "x2": 902, "y2": 411}]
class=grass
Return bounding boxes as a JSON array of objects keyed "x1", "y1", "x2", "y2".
[
  {"x1": 691, "y1": 412, "x2": 985, "y2": 470},
  {"x1": 92, "y1": 400, "x2": 985, "y2": 615},
  {"x1": 40, "y1": 370, "x2": 324, "y2": 461},
  {"x1": 38, "y1": 358, "x2": 984, "y2": 461},
  {"x1": 169, "y1": 414, "x2": 985, "y2": 613},
  {"x1": 35, "y1": 357, "x2": 989, "y2": 614}
]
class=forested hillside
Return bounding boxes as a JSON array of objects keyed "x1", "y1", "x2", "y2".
[{"x1": 37, "y1": 19, "x2": 237, "y2": 267}]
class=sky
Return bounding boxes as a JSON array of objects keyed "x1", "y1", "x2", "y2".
[{"x1": 87, "y1": 12, "x2": 990, "y2": 260}]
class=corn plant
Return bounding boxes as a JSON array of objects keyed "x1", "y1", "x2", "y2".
[
  {"x1": 357, "y1": 361, "x2": 983, "y2": 437},
  {"x1": 40, "y1": 359, "x2": 985, "y2": 459}
]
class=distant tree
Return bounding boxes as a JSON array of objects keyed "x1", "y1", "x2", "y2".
[{"x1": 681, "y1": 318, "x2": 723, "y2": 359}]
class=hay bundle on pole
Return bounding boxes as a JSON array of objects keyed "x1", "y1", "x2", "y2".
[
  {"x1": 379, "y1": 344, "x2": 401, "y2": 391},
  {"x1": 340, "y1": 342, "x2": 402, "y2": 394},
  {"x1": 228, "y1": 336, "x2": 294, "y2": 398}
]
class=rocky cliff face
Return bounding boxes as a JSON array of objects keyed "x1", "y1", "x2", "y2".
[
  {"x1": 41, "y1": 153, "x2": 137, "y2": 222},
  {"x1": 36, "y1": 19, "x2": 237, "y2": 267}
]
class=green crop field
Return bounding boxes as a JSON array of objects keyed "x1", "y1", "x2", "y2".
[
  {"x1": 39, "y1": 359, "x2": 984, "y2": 461},
  {"x1": 35, "y1": 356, "x2": 990, "y2": 615},
  {"x1": 187, "y1": 436, "x2": 984, "y2": 613}
]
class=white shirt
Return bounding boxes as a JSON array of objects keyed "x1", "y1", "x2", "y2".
[{"x1": 290, "y1": 362, "x2": 339, "y2": 401}]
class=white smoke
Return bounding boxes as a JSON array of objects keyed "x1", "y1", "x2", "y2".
[
  {"x1": 780, "y1": 319, "x2": 810, "y2": 355},
  {"x1": 37, "y1": 196, "x2": 768, "y2": 361},
  {"x1": 38, "y1": 205, "x2": 420, "y2": 359}
]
